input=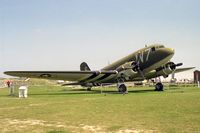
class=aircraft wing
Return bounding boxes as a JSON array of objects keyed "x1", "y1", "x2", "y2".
[
  {"x1": 174, "y1": 67, "x2": 195, "y2": 73},
  {"x1": 4, "y1": 70, "x2": 118, "y2": 82}
]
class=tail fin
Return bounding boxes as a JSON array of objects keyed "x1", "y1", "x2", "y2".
[{"x1": 80, "y1": 62, "x2": 91, "y2": 71}]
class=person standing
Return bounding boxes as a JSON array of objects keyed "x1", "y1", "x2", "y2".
[{"x1": 6, "y1": 80, "x2": 11, "y2": 88}]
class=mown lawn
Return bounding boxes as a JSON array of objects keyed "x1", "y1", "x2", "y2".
[{"x1": 0, "y1": 85, "x2": 200, "y2": 133}]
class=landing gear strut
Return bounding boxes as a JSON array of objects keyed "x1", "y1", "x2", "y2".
[
  {"x1": 155, "y1": 82, "x2": 164, "y2": 91},
  {"x1": 117, "y1": 75, "x2": 127, "y2": 94}
]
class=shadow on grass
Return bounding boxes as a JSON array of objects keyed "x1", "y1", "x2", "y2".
[
  {"x1": 66, "y1": 88, "x2": 156, "y2": 94},
  {"x1": 29, "y1": 88, "x2": 156, "y2": 96},
  {"x1": 167, "y1": 87, "x2": 182, "y2": 90}
]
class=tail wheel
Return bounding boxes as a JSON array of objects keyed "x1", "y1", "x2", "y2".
[
  {"x1": 118, "y1": 84, "x2": 127, "y2": 93},
  {"x1": 155, "y1": 82, "x2": 164, "y2": 91}
]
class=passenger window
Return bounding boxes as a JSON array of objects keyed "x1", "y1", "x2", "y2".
[{"x1": 151, "y1": 47, "x2": 156, "y2": 52}]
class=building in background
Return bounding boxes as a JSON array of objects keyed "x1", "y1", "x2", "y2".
[{"x1": 194, "y1": 70, "x2": 200, "y2": 83}]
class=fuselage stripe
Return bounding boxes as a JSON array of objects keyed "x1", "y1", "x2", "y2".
[
  {"x1": 95, "y1": 73, "x2": 112, "y2": 82},
  {"x1": 80, "y1": 73, "x2": 99, "y2": 82}
]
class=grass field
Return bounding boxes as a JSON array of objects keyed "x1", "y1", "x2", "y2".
[{"x1": 0, "y1": 85, "x2": 200, "y2": 133}]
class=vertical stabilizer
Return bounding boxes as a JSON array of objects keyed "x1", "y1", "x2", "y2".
[{"x1": 80, "y1": 62, "x2": 91, "y2": 71}]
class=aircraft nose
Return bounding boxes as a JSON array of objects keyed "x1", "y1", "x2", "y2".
[
  {"x1": 157, "y1": 47, "x2": 174, "y2": 61},
  {"x1": 165, "y1": 48, "x2": 174, "y2": 56}
]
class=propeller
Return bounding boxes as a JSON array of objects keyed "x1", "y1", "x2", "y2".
[
  {"x1": 169, "y1": 62, "x2": 183, "y2": 70},
  {"x1": 117, "y1": 61, "x2": 146, "y2": 80},
  {"x1": 157, "y1": 62, "x2": 183, "y2": 71},
  {"x1": 131, "y1": 62, "x2": 145, "y2": 79},
  {"x1": 169, "y1": 63, "x2": 183, "y2": 83},
  {"x1": 176, "y1": 63, "x2": 183, "y2": 67}
]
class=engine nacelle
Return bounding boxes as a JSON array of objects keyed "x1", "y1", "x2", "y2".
[
  {"x1": 156, "y1": 62, "x2": 179, "y2": 78},
  {"x1": 116, "y1": 61, "x2": 138, "y2": 72},
  {"x1": 156, "y1": 67, "x2": 174, "y2": 78},
  {"x1": 116, "y1": 61, "x2": 141, "y2": 80},
  {"x1": 117, "y1": 69, "x2": 138, "y2": 81}
]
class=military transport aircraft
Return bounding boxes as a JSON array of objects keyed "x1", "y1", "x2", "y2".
[{"x1": 4, "y1": 44, "x2": 194, "y2": 93}]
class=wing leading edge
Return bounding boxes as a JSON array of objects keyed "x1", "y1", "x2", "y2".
[{"x1": 4, "y1": 70, "x2": 118, "y2": 82}]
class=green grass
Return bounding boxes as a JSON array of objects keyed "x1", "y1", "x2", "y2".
[{"x1": 0, "y1": 85, "x2": 200, "y2": 133}]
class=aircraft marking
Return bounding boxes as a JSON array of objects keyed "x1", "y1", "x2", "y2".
[
  {"x1": 146, "y1": 48, "x2": 151, "y2": 61},
  {"x1": 80, "y1": 72, "x2": 100, "y2": 82},
  {"x1": 135, "y1": 48, "x2": 151, "y2": 63},
  {"x1": 95, "y1": 73, "x2": 112, "y2": 82}
]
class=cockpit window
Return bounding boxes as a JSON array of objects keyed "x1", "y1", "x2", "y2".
[
  {"x1": 151, "y1": 47, "x2": 156, "y2": 52},
  {"x1": 158, "y1": 45, "x2": 164, "y2": 48}
]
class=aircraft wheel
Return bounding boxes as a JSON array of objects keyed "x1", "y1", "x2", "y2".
[
  {"x1": 155, "y1": 82, "x2": 164, "y2": 91},
  {"x1": 118, "y1": 84, "x2": 127, "y2": 93}
]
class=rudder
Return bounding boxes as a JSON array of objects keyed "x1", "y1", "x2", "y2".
[{"x1": 80, "y1": 62, "x2": 91, "y2": 71}]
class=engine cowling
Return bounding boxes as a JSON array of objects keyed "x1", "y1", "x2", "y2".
[
  {"x1": 156, "y1": 67, "x2": 174, "y2": 78},
  {"x1": 156, "y1": 62, "x2": 183, "y2": 78},
  {"x1": 116, "y1": 61, "x2": 139, "y2": 80},
  {"x1": 116, "y1": 61, "x2": 139, "y2": 72}
]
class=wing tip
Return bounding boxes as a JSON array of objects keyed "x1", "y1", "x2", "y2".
[
  {"x1": 4, "y1": 71, "x2": 9, "y2": 75},
  {"x1": 188, "y1": 67, "x2": 196, "y2": 70}
]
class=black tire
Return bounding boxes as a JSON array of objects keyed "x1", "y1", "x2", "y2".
[
  {"x1": 118, "y1": 84, "x2": 127, "y2": 93},
  {"x1": 155, "y1": 82, "x2": 164, "y2": 91}
]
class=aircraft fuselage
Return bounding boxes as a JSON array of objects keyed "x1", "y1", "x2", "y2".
[{"x1": 98, "y1": 45, "x2": 174, "y2": 83}]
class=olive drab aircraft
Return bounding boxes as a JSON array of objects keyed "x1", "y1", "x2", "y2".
[{"x1": 4, "y1": 44, "x2": 194, "y2": 93}]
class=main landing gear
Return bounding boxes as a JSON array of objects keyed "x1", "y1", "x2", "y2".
[
  {"x1": 117, "y1": 76, "x2": 127, "y2": 94},
  {"x1": 155, "y1": 82, "x2": 164, "y2": 91},
  {"x1": 117, "y1": 83, "x2": 127, "y2": 93}
]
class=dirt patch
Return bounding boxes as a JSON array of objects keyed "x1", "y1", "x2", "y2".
[
  {"x1": 117, "y1": 129, "x2": 156, "y2": 133},
  {"x1": 79, "y1": 124, "x2": 105, "y2": 132},
  {"x1": 8, "y1": 119, "x2": 65, "y2": 127},
  {"x1": 0, "y1": 118, "x2": 66, "y2": 132},
  {"x1": 82, "y1": 125, "x2": 102, "y2": 132},
  {"x1": 0, "y1": 119, "x2": 156, "y2": 133}
]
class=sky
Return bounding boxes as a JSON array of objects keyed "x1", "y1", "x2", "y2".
[{"x1": 0, "y1": 0, "x2": 200, "y2": 79}]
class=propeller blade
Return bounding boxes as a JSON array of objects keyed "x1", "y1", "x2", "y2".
[
  {"x1": 170, "y1": 62, "x2": 183, "y2": 70},
  {"x1": 176, "y1": 63, "x2": 183, "y2": 67}
]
